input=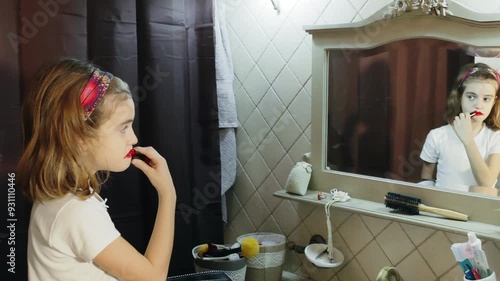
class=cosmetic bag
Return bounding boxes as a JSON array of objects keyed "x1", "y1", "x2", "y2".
[
  {"x1": 167, "y1": 271, "x2": 231, "y2": 281},
  {"x1": 285, "y1": 161, "x2": 312, "y2": 195}
]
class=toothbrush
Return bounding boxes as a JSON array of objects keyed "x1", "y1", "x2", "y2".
[{"x1": 384, "y1": 192, "x2": 469, "y2": 221}]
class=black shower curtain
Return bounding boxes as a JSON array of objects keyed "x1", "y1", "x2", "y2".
[{"x1": 0, "y1": 0, "x2": 222, "y2": 280}]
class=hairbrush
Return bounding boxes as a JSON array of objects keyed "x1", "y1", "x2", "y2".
[{"x1": 384, "y1": 192, "x2": 468, "y2": 221}]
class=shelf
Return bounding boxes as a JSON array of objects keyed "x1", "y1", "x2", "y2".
[{"x1": 274, "y1": 190, "x2": 500, "y2": 242}]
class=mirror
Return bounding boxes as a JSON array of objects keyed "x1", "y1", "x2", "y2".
[
  {"x1": 326, "y1": 38, "x2": 500, "y2": 194},
  {"x1": 306, "y1": 2, "x2": 500, "y2": 225}
]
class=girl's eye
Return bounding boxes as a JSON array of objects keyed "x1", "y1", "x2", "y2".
[
  {"x1": 484, "y1": 98, "x2": 492, "y2": 102},
  {"x1": 121, "y1": 126, "x2": 128, "y2": 133},
  {"x1": 467, "y1": 95, "x2": 476, "y2": 100}
]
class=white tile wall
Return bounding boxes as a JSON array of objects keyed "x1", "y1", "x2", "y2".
[{"x1": 223, "y1": 0, "x2": 500, "y2": 280}]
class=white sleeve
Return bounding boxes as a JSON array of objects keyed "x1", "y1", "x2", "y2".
[
  {"x1": 489, "y1": 130, "x2": 500, "y2": 155},
  {"x1": 417, "y1": 179, "x2": 435, "y2": 187},
  {"x1": 420, "y1": 129, "x2": 439, "y2": 163},
  {"x1": 50, "y1": 198, "x2": 121, "y2": 262}
]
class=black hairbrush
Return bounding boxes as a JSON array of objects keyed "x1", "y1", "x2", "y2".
[{"x1": 384, "y1": 192, "x2": 468, "y2": 221}]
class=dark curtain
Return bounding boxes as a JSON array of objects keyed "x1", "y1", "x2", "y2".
[
  {"x1": 328, "y1": 38, "x2": 473, "y2": 182},
  {"x1": 0, "y1": 1, "x2": 223, "y2": 280}
]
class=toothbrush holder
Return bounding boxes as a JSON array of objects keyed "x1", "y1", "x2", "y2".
[{"x1": 463, "y1": 271, "x2": 496, "y2": 281}]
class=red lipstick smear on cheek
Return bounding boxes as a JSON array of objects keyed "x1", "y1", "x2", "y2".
[{"x1": 125, "y1": 149, "x2": 136, "y2": 158}]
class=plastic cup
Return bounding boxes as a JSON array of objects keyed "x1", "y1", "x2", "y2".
[{"x1": 464, "y1": 271, "x2": 496, "y2": 281}]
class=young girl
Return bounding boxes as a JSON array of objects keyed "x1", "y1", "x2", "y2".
[
  {"x1": 420, "y1": 62, "x2": 500, "y2": 196},
  {"x1": 18, "y1": 58, "x2": 176, "y2": 281}
]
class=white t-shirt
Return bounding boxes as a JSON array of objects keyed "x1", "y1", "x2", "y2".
[
  {"x1": 28, "y1": 192, "x2": 121, "y2": 281},
  {"x1": 420, "y1": 124, "x2": 500, "y2": 191}
]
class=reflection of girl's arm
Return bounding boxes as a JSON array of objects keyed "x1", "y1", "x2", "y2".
[
  {"x1": 452, "y1": 115, "x2": 500, "y2": 186},
  {"x1": 463, "y1": 142, "x2": 500, "y2": 187},
  {"x1": 469, "y1": 185, "x2": 499, "y2": 196},
  {"x1": 421, "y1": 161, "x2": 436, "y2": 181}
]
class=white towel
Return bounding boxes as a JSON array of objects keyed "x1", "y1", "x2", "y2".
[
  {"x1": 214, "y1": 0, "x2": 237, "y2": 128},
  {"x1": 214, "y1": 0, "x2": 238, "y2": 223},
  {"x1": 219, "y1": 128, "x2": 237, "y2": 194}
]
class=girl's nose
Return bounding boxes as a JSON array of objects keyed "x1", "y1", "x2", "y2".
[
  {"x1": 131, "y1": 131, "x2": 138, "y2": 145},
  {"x1": 475, "y1": 99, "x2": 484, "y2": 108}
]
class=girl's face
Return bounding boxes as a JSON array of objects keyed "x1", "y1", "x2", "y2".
[
  {"x1": 461, "y1": 80, "x2": 498, "y2": 123},
  {"x1": 87, "y1": 96, "x2": 138, "y2": 172}
]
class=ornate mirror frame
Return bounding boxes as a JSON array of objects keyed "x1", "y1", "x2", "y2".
[{"x1": 307, "y1": 2, "x2": 500, "y2": 225}]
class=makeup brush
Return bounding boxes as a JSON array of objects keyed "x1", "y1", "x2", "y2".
[{"x1": 384, "y1": 192, "x2": 469, "y2": 221}]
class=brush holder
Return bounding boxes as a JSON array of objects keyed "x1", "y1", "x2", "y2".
[
  {"x1": 237, "y1": 232, "x2": 286, "y2": 281},
  {"x1": 192, "y1": 245, "x2": 247, "y2": 281},
  {"x1": 464, "y1": 271, "x2": 496, "y2": 281}
]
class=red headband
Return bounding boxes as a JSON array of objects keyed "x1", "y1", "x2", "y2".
[
  {"x1": 459, "y1": 66, "x2": 500, "y2": 89},
  {"x1": 80, "y1": 69, "x2": 113, "y2": 119}
]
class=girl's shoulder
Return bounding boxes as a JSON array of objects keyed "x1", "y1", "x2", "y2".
[
  {"x1": 59, "y1": 194, "x2": 108, "y2": 215},
  {"x1": 481, "y1": 125, "x2": 500, "y2": 139},
  {"x1": 427, "y1": 124, "x2": 453, "y2": 138},
  {"x1": 31, "y1": 194, "x2": 105, "y2": 240},
  {"x1": 35, "y1": 193, "x2": 107, "y2": 219},
  {"x1": 34, "y1": 193, "x2": 77, "y2": 217}
]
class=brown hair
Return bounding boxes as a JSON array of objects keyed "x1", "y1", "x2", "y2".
[
  {"x1": 446, "y1": 62, "x2": 500, "y2": 129},
  {"x1": 18, "y1": 58, "x2": 132, "y2": 202}
]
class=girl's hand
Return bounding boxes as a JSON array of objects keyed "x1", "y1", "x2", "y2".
[
  {"x1": 452, "y1": 113, "x2": 474, "y2": 145},
  {"x1": 131, "y1": 146, "x2": 175, "y2": 197}
]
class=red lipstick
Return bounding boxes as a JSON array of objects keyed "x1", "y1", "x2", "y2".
[
  {"x1": 126, "y1": 148, "x2": 151, "y2": 165},
  {"x1": 125, "y1": 149, "x2": 136, "y2": 158},
  {"x1": 470, "y1": 111, "x2": 483, "y2": 117}
]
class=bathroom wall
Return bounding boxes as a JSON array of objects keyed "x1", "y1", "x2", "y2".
[{"x1": 222, "y1": 0, "x2": 500, "y2": 280}]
